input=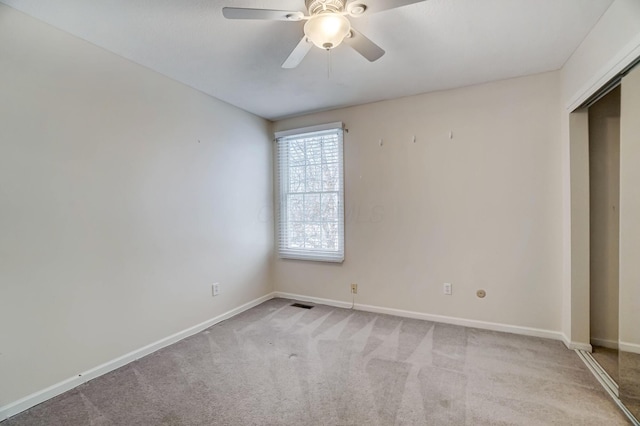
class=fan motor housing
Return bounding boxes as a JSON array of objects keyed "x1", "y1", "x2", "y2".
[{"x1": 306, "y1": 0, "x2": 346, "y2": 15}]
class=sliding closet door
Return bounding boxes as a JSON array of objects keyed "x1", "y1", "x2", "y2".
[{"x1": 619, "y1": 64, "x2": 640, "y2": 418}]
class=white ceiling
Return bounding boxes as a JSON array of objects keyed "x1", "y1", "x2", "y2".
[{"x1": 1, "y1": 0, "x2": 614, "y2": 120}]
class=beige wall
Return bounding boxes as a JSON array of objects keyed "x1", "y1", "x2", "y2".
[
  {"x1": 619, "y1": 65, "x2": 640, "y2": 350},
  {"x1": 273, "y1": 72, "x2": 563, "y2": 332},
  {"x1": 0, "y1": 5, "x2": 273, "y2": 406},
  {"x1": 560, "y1": 0, "x2": 640, "y2": 346},
  {"x1": 588, "y1": 88, "x2": 621, "y2": 346}
]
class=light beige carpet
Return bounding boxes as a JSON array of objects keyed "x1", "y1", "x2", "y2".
[
  {"x1": 3, "y1": 298, "x2": 629, "y2": 425},
  {"x1": 620, "y1": 350, "x2": 640, "y2": 421}
]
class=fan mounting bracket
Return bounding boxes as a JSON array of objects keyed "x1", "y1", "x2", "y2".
[{"x1": 305, "y1": 0, "x2": 346, "y2": 15}]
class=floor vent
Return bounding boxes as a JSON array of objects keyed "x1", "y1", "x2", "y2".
[{"x1": 291, "y1": 303, "x2": 314, "y2": 309}]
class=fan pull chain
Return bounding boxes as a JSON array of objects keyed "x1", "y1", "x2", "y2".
[{"x1": 327, "y1": 49, "x2": 332, "y2": 79}]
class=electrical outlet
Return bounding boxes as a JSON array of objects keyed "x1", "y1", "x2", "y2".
[
  {"x1": 351, "y1": 283, "x2": 358, "y2": 294},
  {"x1": 212, "y1": 283, "x2": 220, "y2": 297},
  {"x1": 443, "y1": 283, "x2": 452, "y2": 295}
]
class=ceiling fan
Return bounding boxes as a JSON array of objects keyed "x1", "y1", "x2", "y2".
[{"x1": 222, "y1": 0, "x2": 427, "y2": 68}]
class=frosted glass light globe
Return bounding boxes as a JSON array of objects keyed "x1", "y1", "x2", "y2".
[{"x1": 304, "y1": 13, "x2": 351, "y2": 50}]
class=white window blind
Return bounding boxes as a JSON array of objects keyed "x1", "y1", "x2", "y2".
[{"x1": 275, "y1": 124, "x2": 345, "y2": 262}]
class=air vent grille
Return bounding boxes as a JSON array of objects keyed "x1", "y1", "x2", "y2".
[{"x1": 291, "y1": 303, "x2": 314, "y2": 309}]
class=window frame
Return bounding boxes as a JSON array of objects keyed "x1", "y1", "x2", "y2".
[{"x1": 275, "y1": 122, "x2": 345, "y2": 263}]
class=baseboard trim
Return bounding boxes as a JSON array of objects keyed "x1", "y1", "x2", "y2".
[
  {"x1": 620, "y1": 341, "x2": 640, "y2": 355},
  {"x1": 560, "y1": 333, "x2": 593, "y2": 352},
  {"x1": 591, "y1": 337, "x2": 619, "y2": 350},
  {"x1": 590, "y1": 339, "x2": 640, "y2": 354},
  {"x1": 0, "y1": 292, "x2": 276, "y2": 422},
  {"x1": 274, "y1": 292, "x2": 563, "y2": 342},
  {"x1": 275, "y1": 292, "x2": 353, "y2": 310}
]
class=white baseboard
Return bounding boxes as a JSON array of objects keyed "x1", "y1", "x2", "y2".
[
  {"x1": 620, "y1": 341, "x2": 640, "y2": 355},
  {"x1": 0, "y1": 292, "x2": 276, "y2": 422},
  {"x1": 276, "y1": 292, "x2": 353, "y2": 310},
  {"x1": 560, "y1": 333, "x2": 593, "y2": 352},
  {"x1": 588, "y1": 339, "x2": 640, "y2": 354},
  {"x1": 591, "y1": 337, "x2": 619, "y2": 350},
  {"x1": 274, "y1": 292, "x2": 563, "y2": 342}
]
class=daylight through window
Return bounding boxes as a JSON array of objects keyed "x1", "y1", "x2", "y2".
[{"x1": 276, "y1": 124, "x2": 345, "y2": 262}]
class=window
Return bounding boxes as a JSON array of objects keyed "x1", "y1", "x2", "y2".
[{"x1": 275, "y1": 123, "x2": 345, "y2": 262}]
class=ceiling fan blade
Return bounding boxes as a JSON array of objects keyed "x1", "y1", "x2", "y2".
[
  {"x1": 282, "y1": 37, "x2": 312, "y2": 69},
  {"x1": 347, "y1": 0, "x2": 426, "y2": 16},
  {"x1": 222, "y1": 7, "x2": 304, "y2": 21},
  {"x1": 344, "y1": 29, "x2": 385, "y2": 62}
]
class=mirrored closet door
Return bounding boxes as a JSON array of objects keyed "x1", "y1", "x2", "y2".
[
  {"x1": 617, "y1": 60, "x2": 640, "y2": 421},
  {"x1": 589, "y1": 85, "x2": 620, "y2": 391},
  {"x1": 586, "y1": 61, "x2": 640, "y2": 424}
]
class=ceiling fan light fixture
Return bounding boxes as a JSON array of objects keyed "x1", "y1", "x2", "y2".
[{"x1": 303, "y1": 13, "x2": 351, "y2": 50}]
